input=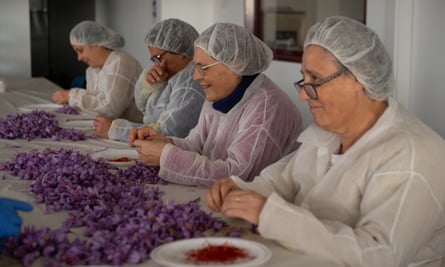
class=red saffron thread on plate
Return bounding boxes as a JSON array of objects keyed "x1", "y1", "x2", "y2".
[
  {"x1": 108, "y1": 157, "x2": 132, "y2": 162},
  {"x1": 186, "y1": 241, "x2": 253, "y2": 264}
]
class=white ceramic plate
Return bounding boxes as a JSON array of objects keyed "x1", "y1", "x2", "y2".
[
  {"x1": 150, "y1": 237, "x2": 272, "y2": 267},
  {"x1": 91, "y1": 148, "x2": 138, "y2": 167},
  {"x1": 18, "y1": 103, "x2": 64, "y2": 112}
]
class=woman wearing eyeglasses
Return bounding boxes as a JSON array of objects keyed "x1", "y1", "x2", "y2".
[
  {"x1": 205, "y1": 16, "x2": 445, "y2": 267},
  {"x1": 130, "y1": 23, "x2": 303, "y2": 186},
  {"x1": 52, "y1": 20, "x2": 142, "y2": 120},
  {"x1": 93, "y1": 18, "x2": 205, "y2": 141}
]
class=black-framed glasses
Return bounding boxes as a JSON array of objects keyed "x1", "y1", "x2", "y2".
[
  {"x1": 294, "y1": 68, "x2": 347, "y2": 100},
  {"x1": 194, "y1": 62, "x2": 221, "y2": 77},
  {"x1": 150, "y1": 51, "x2": 168, "y2": 63}
]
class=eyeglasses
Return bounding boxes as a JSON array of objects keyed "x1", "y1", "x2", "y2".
[
  {"x1": 150, "y1": 51, "x2": 168, "y2": 63},
  {"x1": 294, "y1": 68, "x2": 347, "y2": 100},
  {"x1": 194, "y1": 62, "x2": 221, "y2": 76}
]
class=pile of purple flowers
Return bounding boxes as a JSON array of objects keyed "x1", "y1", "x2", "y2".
[
  {"x1": 55, "y1": 106, "x2": 80, "y2": 115},
  {"x1": 0, "y1": 148, "x2": 246, "y2": 266},
  {"x1": 0, "y1": 110, "x2": 87, "y2": 141},
  {"x1": 1, "y1": 148, "x2": 167, "y2": 212}
]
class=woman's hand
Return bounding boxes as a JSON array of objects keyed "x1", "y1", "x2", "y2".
[
  {"x1": 220, "y1": 190, "x2": 266, "y2": 225},
  {"x1": 52, "y1": 89, "x2": 70, "y2": 104},
  {"x1": 133, "y1": 139, "x2": 167, "y2": 166},
  {"x1": 128, "y1": 126, "x2": 160, "y2": 145},
  {"x1": 146, "y1": 59, "x2": 169, "y2": 83},
  {"x1": 205, "y1": 178, "x2": 239, "y2": 212},
  {"x1": 93, "y1": 116, "x2": 112, "y2": 138}
]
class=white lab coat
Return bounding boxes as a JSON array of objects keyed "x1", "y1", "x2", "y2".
[
  {"x1": 159, "y1": 74, "x2": 304, "y2": 187},
  {"x1": 108, "y1": 63, "x2": 204, "y2": 141},
  {"x1": 232, "y1": 98, "x2": 445, "y2": 267},
  {"x1": 69, "y1": 50, "x2": 142, "y2": 120}
]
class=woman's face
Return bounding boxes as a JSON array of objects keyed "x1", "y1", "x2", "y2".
[
  {"x1": 72, "y1": 44, "x2": 108, "y2": 68},
  {"x1": 148, "y1": 46, "x2": 184, "y2": 79},
  {"x1": 193, "y1": 48, "x2": 241, "y2": 102},
  {"x1": 300, "y1": 45, "x2": 364, "y2": 133}
]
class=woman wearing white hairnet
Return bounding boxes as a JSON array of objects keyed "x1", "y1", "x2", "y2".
[
  {"x1": 93, "y1": 18, "x2": 204, "y2": 141},
  {"x1": 130, "y1": 23, "x2": 303, "y2": 186},
  {"x1": 205, "y1": 16, "x2": 445, "y2": 267},
  {"x1": 52, "y1": 21, "x2": 142, "y2": 120}
]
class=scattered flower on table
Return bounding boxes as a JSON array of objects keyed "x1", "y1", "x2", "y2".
[
  {"x1": 0, "y1": 148, "x2": 255, "y2": 266},
  {"x1": 55, "y1": 105, "x2": 80, "y2": 115},
  {"x1": 0, "y1": 110, "x2": 89, "y2": 141}
]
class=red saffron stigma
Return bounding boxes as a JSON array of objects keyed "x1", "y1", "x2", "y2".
[{"x1": 186, "y1": 242, "x2": 253, "y2": 264}]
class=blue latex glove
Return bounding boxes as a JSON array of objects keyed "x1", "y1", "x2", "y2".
[{"x1": 0, "y1": 198, "x2": 33, "y2": 252}]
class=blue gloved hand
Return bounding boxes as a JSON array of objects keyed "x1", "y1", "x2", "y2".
[{"x1": 0, "y1": 198, "x2": 33, "y2": 252}]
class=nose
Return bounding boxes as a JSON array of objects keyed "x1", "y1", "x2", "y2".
[
  {"x1": 193, "y1": 68, "x2": 203, "y2": 81},
  {"x1": 299, "y1": 88, "x2": 310, "y2": 102}
]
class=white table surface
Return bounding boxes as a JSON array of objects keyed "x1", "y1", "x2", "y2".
[{"x1": 0, "y1": 78, "x2": 341, "y2": 267}]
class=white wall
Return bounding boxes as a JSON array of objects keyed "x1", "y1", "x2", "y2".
[
  {"x1": 366, "y1": 0, "x2": 395, "y2": 58},
  {"x1": 96, "y1": 0, "x2": 156, "y2": 67},
  {"x1": 211, "y1": 0, "x2": 245, "y2": 26},
  {"x1": 410, "y1": 0, "x2": 445, "y2": 136},
  {"x1": 0, "y1": 0, "x2": 31, "y2": 77},
  {"x1": 160, "y1": 0, "x2": 213, "y2": 33}
]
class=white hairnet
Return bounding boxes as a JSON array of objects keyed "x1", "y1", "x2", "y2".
[
  {"x1": 195, "y1": 23, "x2": 273, "y2": 76},
  {"x1": 304, "y1": 16, "x2": 393, "y2": 100},
  {"x1": 70, "y1": 21, "x2": 125, "y2": 50},
  {"x1": 144, "y1": 18, "x2": 198, "y2": 59}
]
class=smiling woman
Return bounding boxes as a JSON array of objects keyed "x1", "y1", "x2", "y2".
[{"x1": 192, "y1": 48, "x2": 241, "y2": 103}]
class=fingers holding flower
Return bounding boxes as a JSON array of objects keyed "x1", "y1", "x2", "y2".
[
  {"x1": 134, "y1": 139, "x2": 166, "y2": 166},
  {"x1": 205, "y1": 178, "x2": 238, "y2": 212},
  {"x1": 128, "y1": 126, "x2": 160, "y2": 146},
  {"x1": 220, "y1": 190, "x2": 266, "y2": 225}
]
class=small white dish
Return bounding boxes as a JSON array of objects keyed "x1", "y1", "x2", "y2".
[
  {"x1": 91, "y1": 148, "x2": 138, "y2": 167},
  {"x1": 150, "y1": 237, "x2": 272, "y2": 267}
]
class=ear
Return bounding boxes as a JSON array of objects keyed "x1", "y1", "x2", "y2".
[{"x1": 348, "y1": 73, "x2": 365, "y2": 94}]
